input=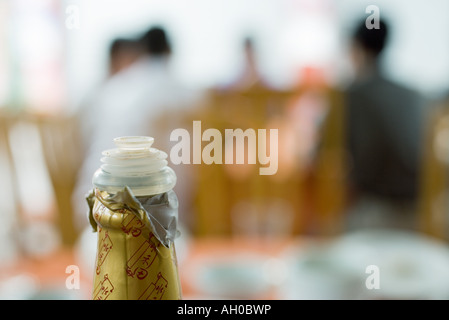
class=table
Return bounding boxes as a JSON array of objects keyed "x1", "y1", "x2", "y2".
[
  {"x1": 179, "y1": 236, "x2": 302, "y2": 299},
  {"x1": 0, "y1": 236, "x2": 303, "y2": 300}
]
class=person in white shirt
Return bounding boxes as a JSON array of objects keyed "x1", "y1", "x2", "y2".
[{"x1": 73, "y1": 26, "x2": 199, "y2": 231}]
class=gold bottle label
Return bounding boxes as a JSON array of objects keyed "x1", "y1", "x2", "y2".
[{"x1": 90, "y1": 189, "x2": 182, "y2": 300}]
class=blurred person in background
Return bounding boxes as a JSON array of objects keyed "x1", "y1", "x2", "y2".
[
  {"x1": 108, "y1": 37, "x2": 141, "y2": 77},
  {"x1": 72, "y1": 26, "x2": 199, "y2": 231},
  {"x1": 222, "y1": 37, "x2": 267, "y2": 91},
  {"x1": 343, "y1": 19, "x2": 427, "y2": 231},
  {"x1": 78, "y1": 37, "x2": 142, "y2": 147}
]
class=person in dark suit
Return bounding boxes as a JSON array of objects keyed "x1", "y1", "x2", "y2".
[{"x1": 344, "y1": 19, "x2": 427, "y2": 230}]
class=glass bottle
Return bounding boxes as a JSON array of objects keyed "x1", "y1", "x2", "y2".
[{"x1": 87, "y1": 136, "x2": 181, "y2": 300}]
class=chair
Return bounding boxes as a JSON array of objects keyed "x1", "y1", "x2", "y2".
[
  {"x1": 191, "y1": 85, "x2": 344, "y2": 237},
  {"x1": 0, "y1": 111, "x2": 22, "y2": 256},
  {"x1": 418, "y1": 104, "x2": 449, "y2": 240},
  {"x1": 31, "y1": 113, "x2": 84, "y2": 246},
  {"x1": 311, "y1": 89, "x2": 347, "y2": 235}
]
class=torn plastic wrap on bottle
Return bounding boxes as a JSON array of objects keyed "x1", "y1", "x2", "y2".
[
  {"x1": 86, "y1": 186, "x2": 182, "y2": 300},
  {"x1": 87, "y1": 186, "x2": 179, "y2": 248}
]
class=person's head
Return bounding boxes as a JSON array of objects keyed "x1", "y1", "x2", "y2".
[
  {"x1": 108, "y1": 38, "x2": 141, "y2": 75},
  {"x1": 351, "y1": 19, "x2": 389, "y2": 73},
  {"x1": 243, "y1": 36, "x2": 256, "y2": 59},
  {"x1": 139, "y1": 26, "x2": 171, "y2": 57}
]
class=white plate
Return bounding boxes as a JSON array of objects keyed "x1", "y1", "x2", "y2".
[
  {"x1": 281, "y1": 229, "x2": 449, "y2": 299},
  {"x1": 187, "y1": 253, "x2": 273, "y2": 299}
]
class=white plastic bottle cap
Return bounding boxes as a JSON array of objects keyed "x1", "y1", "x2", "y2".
[
  {"x1": 92, "y1": 136, "x2": 176, "y2": 196},
  {"x1": 113, "y1": 136, "x2": 154, "y2": 150}
]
